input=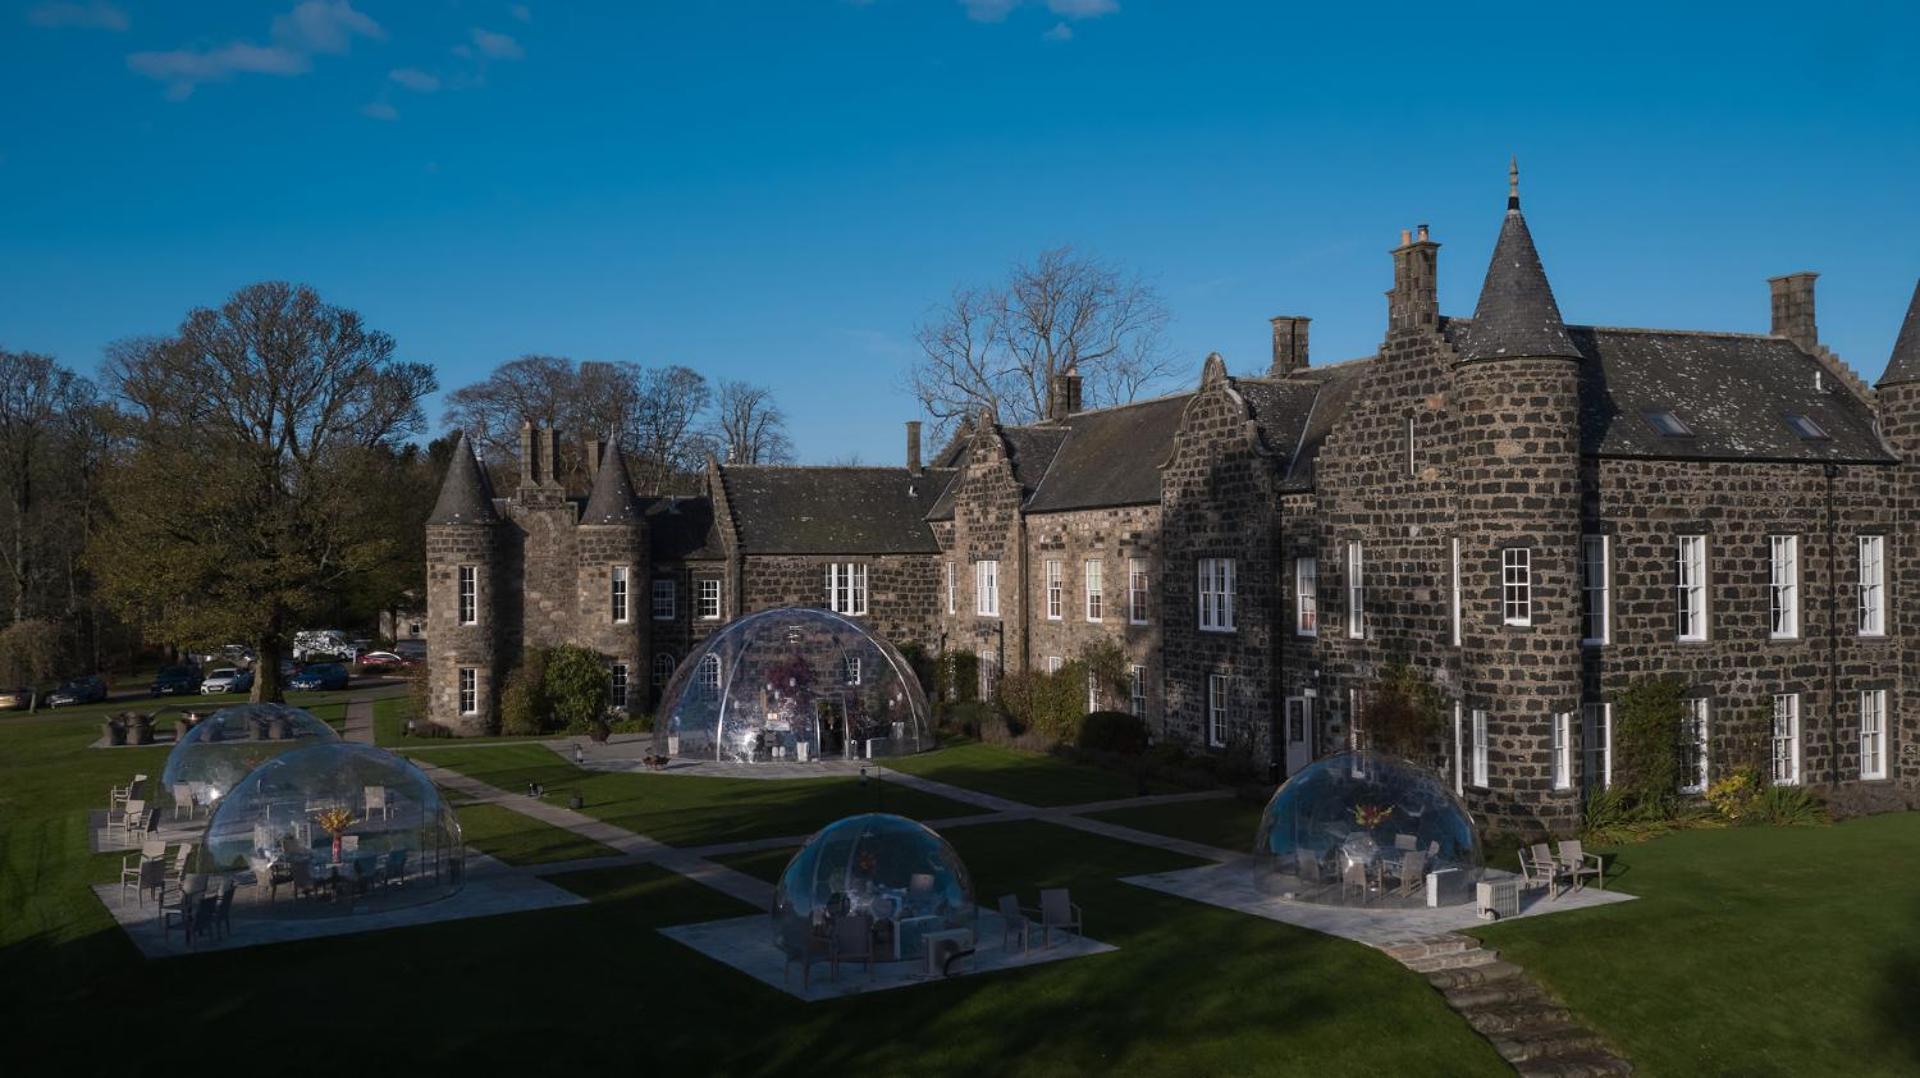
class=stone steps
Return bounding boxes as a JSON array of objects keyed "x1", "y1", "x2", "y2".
[{"x1": 1379, "y1": 932, "x2": 1632, "y2": 1076}]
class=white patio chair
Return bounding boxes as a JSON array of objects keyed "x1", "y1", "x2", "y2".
[
  {"x1": 1392, "y1": 850, "x2": 1428, "y2": 898},
  {"x1": 1038, "y1": 888, "x2": 1083, "y2": 947},
  {"x1": 171, "y1": 783, "x2": 198, "y2": 820},
  {"x1": 997, "y1": 893, "x2": 1038, "y2": 955},
  {"x1": 364, "y1": 785, "x2": 388, "y2": 821},
  {"x1": 1557, "y1": 839, "x2": 1604, "y2": 891}
]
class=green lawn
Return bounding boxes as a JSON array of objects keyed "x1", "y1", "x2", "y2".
[
  {"x1": 410, "y1": 743, "x2": 985, "y2": 847},
  {"x1": 1084, "y1": 795, "x2": 1268, "y2": 852},
  {"x1": 1473, "y1": 813, "x2": 1920, "y2": 1077},
  {"x1": 454, "y1": 801, "x2": 623, "y2": 866},
  {"x1": 884, "y1": 738, "x2": 1181, "y2": 806}
]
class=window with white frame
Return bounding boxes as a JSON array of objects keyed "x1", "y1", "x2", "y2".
[
  {"x1": 652, "y1": 652, "x2": 676, "y2": 691},
  {"x1": 1859, "y1": 535, "x2": 1886, "y2": 636},
  {"x1": 651, "y1": 578, "x2": 676, "y2": 620},
  {"x1": 1502, "y1": 548, "x2": 1532, "y2": 626},
  {"x1": 1772, "y1": 693, "x2": 1800, "y2": 786},
  {"x1": 610, "y1": 663, "x2": 629, "y2": 710},
  {"x1": 696, "y1": 578, "x2": 721, "y2": 620},
  {"x1": 1086, "y1": 668, "x2": 1099, "y2": 713},
  {"x1": 1207, "y1": 673, "x2": 1229, "y2": 748},
  {"x1": 1581, "y1": 535, "x2": 1609, "y2": 645},
  {"x1": 458, "y1": 565, "x2": 478, "y2": 626},
  {"x1": 1129, "y1": 664, "x2": 1146, "y2": 718},
  {"x1": 1198, "y1": 558, "x2": 1235, "y2": 632},
  {"x1": 697, "y1": 654, "x2": 721, "y2": 693},
  {"x1": 1044, "y1": 560, "x2": 1063, "y2": 620},
  {"x1": 1296, "y1": 557, "x2": 1318, "y2": 636},
  {"x1": 1676, "y1": 536, "x2": 1707, "y2": 641},
  {"x1": 1406, "y1": 414, "x2": 1417, "y2": 477},
  {"x1": 610, "y1": 566, "x2": 630, "y2": 624},
  {"x1": 975, "y1": 560, "x2": 1000, "y2": 617},
  {"x1": 1581, "y1": 703, "x2": 1612, "y2": 792},
  {"x1": 1679, "y1": 697, "x2": 1710, "y2": 793},
  {"x1": 844, "y1": 655, "x2": 862, "y2": 685},
  {"x1": 1769, "y1": 535, "x2": 1799, "y2": 638},
  {"x1": 1861, "y1": 689, "x2": 1888, "y2": 780},
  {"x1": 458, "y1": 668, "x2": 478, "y2": 715},
  {"x1": 1046, "y1": 655, "x2": 1063, "y2": 674},
  {"x1": 1551, "y1": 712, "x2": 1573, "y2": 790},
  {"x1": 825, "y1": 563, "x2": 868, "y2": 616},
  {"x1": 1349, "y1": 688, "x2": 1365, "y2": 751},
  {"x1": 977, "y1": 649, "x2": 998, "y2": 699},
  {"x1": 1450, "y1": 538, "x2": 1461, "y2": 646},
  {"x1": 1470, "y1": 708, "x2": 1489, "y2": 788},
  {"x1": 1347, "y1": 542, "x2": 1365, "y2": 639},
  {"x1": 1128, "y1": 558, "x2": 1149, "y2": 624},
  {"x1": 945, "y1": 562, "x2": 957, "y2": 615},
  {"x1": 1084, "y1": 560, "x2": 1104, "y2": 621}
]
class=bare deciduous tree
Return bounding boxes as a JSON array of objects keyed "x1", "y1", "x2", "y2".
[
  {"x1": 710, "y1": 379, "x2": 793, "y2": 465},
  {"x1": 631, "y1": 365, "x2": 712, "y2": 494},
  {"x1": 907, "y1": 246, "x2": 1175, "y2": 437}
]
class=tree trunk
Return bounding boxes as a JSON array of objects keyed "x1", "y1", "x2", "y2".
[{"x1": 253, "y1": 603, "x2": 286, "y2": 704}]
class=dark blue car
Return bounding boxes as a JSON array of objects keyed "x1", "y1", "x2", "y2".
[
  {"x1": 150, "y1": 664, "x2": 202, "y2": 696},
  {"x1": 289, "y1": 663, "x2": 350, "y2": 692}
]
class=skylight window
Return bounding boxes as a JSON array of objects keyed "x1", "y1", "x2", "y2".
[
  {"x1": 1643, "y1": 411, "x2": 1694, "y2": 438},
  {"x1": 1784, "y1": 413, "x2": 1830, "y2": 441}
]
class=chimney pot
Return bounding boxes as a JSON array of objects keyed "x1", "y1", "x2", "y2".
[
  {"x1": 1399, "y1": 228, "x2": 1412, "y2": 246},
  {"x1": 1388, "y1": 225, "x2": 1440, "y2": 331}
]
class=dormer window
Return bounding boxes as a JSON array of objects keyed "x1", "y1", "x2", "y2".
[
  {"x1": 1784, "y1": 413, "x2": 1830, "y2": 441},
  {"x1": 1644, "y1": 411, "x2": 1693, "y2": 438}
]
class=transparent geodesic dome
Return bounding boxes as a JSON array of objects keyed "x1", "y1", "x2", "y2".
[
  {"x1": 197, "y1": 742, "x2": 464, "y2": 917},
  {"x1": 1253, "y1": 750, "x2": 1484, "y2": 908},
  {"x1": 160, "y1": 702, "x2": 341, "y2": 806},
  {"x1": 773, "y1": 813, "x2": 974, "y2": 960},
  {"x1": 657, "y1": 607, "x2": 933, "y2": 763}
]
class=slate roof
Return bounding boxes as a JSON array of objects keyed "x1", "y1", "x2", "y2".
[
  {"x1": 1023, "y1": 396, "x2": 1188, "y2": 512},
  {"x1": 642, "y1": 496, "x2": 722, "y2": 560},
  {"x1": 426, "y1": 433, "x2": 500, "y2": 525},
  {"x1": 1878, "y1": 279, "x2": 1920, "y2": 388},
  {"x1": 925, "y1": 427, "x2": 1068, "y2": 520},
  {"x1": 1276, "y1": 360, "x2": 1373, "y2": 491},
  {"x1": 1454, "y1": 203, "x2": 1581, "y2": 362},
  {"x1": 719, "y1": 466, "x2": 944, "y2": 554},
  {"x1": 579, "y1": 442, "x2": 642, "y2": 525}
]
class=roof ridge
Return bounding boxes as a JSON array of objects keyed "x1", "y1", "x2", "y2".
[
  {"x1": 1573, "y1": 323, "x2": 1788, "y2": 341},
  {"x1": 1002, "y1": 387, "x2": 1196, "y2": 433}
]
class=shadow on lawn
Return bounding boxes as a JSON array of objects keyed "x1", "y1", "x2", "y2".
[{"x1": 1875, "y1": 897, "x2": 1920, "y2": 1066}]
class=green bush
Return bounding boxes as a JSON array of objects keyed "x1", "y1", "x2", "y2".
[
  {"x1": 997, "y1": 660, "x2": 1087, "y2": 744},
  {"x1": 937, "y1": 700, "x2": 993, "y2": 739},
  {"x1": 1358, "y1": 659, "x2": 1447, "y2": 766},
  {"x1": 545, "y1": 644, "x2": 610, "y2": 734},
  {"x1": 1611, "y1": 676, "x2": 1688, "y2": 816},
  {"x1": 1750, "y1": 784, "x2": 1828, "y2": 826},
  {"x1": 936, "y1": 651, "x2": 980, "y2": 704},
  {"x1": 499, "y1": 649, "x2": 551, "y2": 737},
  {"x1": 1079, "y1": 710, "x2": 1149, "y2": 755}
]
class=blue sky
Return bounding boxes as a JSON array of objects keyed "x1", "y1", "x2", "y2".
[{"x1": 2, "y1": 1, "x2": 1916, "y2": 463}]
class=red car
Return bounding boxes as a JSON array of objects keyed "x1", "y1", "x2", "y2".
[{"x1": 357, "y1": 651, "x2": 408, "y2": 669}]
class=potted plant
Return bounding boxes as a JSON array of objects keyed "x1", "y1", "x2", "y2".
[
  {"x1": 313, "y1": 807, "x2": 355, "y2": 864},
  {"x1": 267, "y1": 713, "x2": 291, "y2": 740},
  {"x1": 589, "y1": 716, "x2": 612, "y2": 744}
]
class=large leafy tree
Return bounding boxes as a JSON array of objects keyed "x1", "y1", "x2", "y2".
[{"x1": 92, "y1": 282, "x2": 435, "y2": 702}]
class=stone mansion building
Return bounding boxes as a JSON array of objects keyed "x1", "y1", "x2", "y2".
[{"x1": 426, "y1": 171, "x2": 1920, "y2": 833}]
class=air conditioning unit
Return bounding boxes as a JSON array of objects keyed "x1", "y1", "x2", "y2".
[{"x1": 925, "y1": 934, "x2": 972, "y2": 977}]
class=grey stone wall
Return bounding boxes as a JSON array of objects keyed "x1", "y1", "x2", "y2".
[
  {"x1": 737, "y1": 552, "x2": 940, "y2": 651},
  {"x1": 425, "y1": 522, "x2": 498, "y2": 735},
  {"x1": 1025, "y1": 504, "x2": 1163, "y2": 718},
  {"x1": 937, "y1": 422, "x2": 1029, "y2": 684}
]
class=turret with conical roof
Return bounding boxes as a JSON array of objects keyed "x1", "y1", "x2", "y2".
[
  {"x1": 426, "y1": 431, "x2": 502, "y2": 734},
  {"x1": 1448, "y1": 159, "x2": 1585, "y2": 836},
  {"x1": 1876, "y1": 280, "x2": 1920, "y2": 390},
  {"x1": 574, "y1": 437, "x2": 649, "y2": 712}
]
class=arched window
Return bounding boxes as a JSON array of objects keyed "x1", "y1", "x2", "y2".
[
  {"x1": 652, "y1": 652, "x2": 677, "y2": 691},
  {"x1": 698, "y1": 654, "x2": 722, "y2": 693}
]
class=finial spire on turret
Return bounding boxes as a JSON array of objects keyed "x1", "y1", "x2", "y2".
[
  {"x1": 1460, "y1": 160, "x2": 1580, "y2": 362},
  {"x1": 1508, "y1": 156, "x2": 1520, "y2": 212}
]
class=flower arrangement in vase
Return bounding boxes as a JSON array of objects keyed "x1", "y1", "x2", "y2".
[
  {"x1": 313, "y1": 807, "x2": 356, "y2": 863},
  {"x1": 1352, "y1": 803, "x2": 1393, "y2": 829}
]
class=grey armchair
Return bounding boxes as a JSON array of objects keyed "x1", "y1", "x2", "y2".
[
  {"x1": 830, "y1": 912, "x2": 876, "y2": 980},
  {"x1": 1557, "y1": 839, "x2": 1604, "y2": 891},
  {"x1": 1038, "y1": 888, "x2": 1083, "y2": 947}
]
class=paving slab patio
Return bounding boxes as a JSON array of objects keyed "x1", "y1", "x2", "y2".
[
  {"x1": 1122, "y1": 859, "x2": 1636, "y2": 948},
  {"x1": 660, "y1": 908, "x2": 1116, "y2": 1001}
]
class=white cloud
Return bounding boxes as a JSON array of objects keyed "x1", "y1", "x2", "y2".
[
  {"x1": 127, "y1": 1, "x2": 383, "y2": 100},
  {"x1": 361, "y1": 100, "x2": 398, "y2": 121},
  {"x1": 389, "y1": 67, "x2": 441, "y2": 93},
  {"x1": 1046, "y1": 0, "x2": 1117, "y2": 16},
  {"x1": 961, "y1": 0, "x2": 1018, "y2": 21},
  {"x1": 509, "y1": 4, "x2": 532, "y2": 22},
  {"x1": 26, "y1": 1, "x2": 128, "y2": 31},
  {"x1": 468, "y1": 27, "x2": 524, "y2": 60},
  {"x1": 1041, "y1": 20, "x2": 1073, "y2": 41},
  {"x1": 271, "y1": 0, "x2": 383, "y2": 54}
]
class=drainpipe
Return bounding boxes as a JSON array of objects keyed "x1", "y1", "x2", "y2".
[{"x1": 1825, "y1": 463, "x2": 1839, "y2": 789}]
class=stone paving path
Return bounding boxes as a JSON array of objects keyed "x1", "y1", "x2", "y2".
[{"x1": 342, "y1": 698, "x2": 376, "y2": 744}]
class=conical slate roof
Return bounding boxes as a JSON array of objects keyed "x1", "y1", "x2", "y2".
[
  {"x1": 580, "y1": 440, "x2": 641, "y2": 525},
  {"x1": 427, "y1": 433, "x2": 498, "y2": 525},
  {"x1": 1458, "y1": 165, "x2": 1580, "y2": 362},
  {"x1": 1876, "y1": 280, "x2": 1920, "y2": 388}
]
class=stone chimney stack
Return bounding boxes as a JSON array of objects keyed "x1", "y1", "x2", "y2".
[
  {"x1": 542, "y1": 427, "x2": 560, "y2": 488},
  {"x1": 1388, "y1": 223, "x2": 1440, "y2": 332},
  {"x1": 1046, "y1": 366, "x2": 1084, "y2": 422},
  {"x1": 586, "y1": 437, "x2": 604, "y2": 482},
  {"x1": 1769, "y1": 272, "x2": 1820, "y2": 350},
  {"x1": 1269, "y1": 315, "x2": 1310, "y2": 376},
  {"x1": 518, "y1": 420, "x2": 537, "y2": 487},
  {"x1": 905, "y1": 420, "x2": 923, "y2": 474}
]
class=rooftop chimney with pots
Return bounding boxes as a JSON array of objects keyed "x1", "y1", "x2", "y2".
[
  {"x1": 1046, "y1": 366, "x2": 1083, "y2": 422},
  {"x1": 1388, "y1": 223, "x2": 1440, "y2": 331},
  {"x1": 1770, "y1": 272, "x2": 1820, "y2": 351},
  {"x1": 906, "y1": 420, "x2": 923, "y2": 474},
  {"x1": 1269, "y1": 315, "x2": 1310, "y2": 377}
]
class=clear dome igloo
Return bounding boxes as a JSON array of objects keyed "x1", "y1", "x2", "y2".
[
  {"x1": 657, "y1": 607, "x2": 933, "y2": 763},
  {"x1": 773, "y1": 813, "x2": 974, "y2": 960},
  {"x1": 1254, "y1": 750, "x2": 1484, "y2": 907},
  {"x1": 160, "y1": 702, "x2": 340, "y2": 805},
  {"x1": 198, "y1": 742, "x2": 464, "y2": 917}
]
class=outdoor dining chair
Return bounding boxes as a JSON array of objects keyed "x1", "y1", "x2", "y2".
[
  {"x1": 1394, "y1": 833, "x2": 1418, "y2": 851},
  {"x1": 1521, "y1": 844, "x2": 1563, "y2": 900},
  {"x1": 1556, "y1": 840, "x2": 1604, "y2": 891},
  {"x1": 997, "y1": 893, "x2": 1038, "y2": 955},
  {"x1": 136, "y1": 856, "x2": 168, "y2": 907},
  {"x1": 128, "y1": 805, "x2": 163, "y2": 845},
  {"x1": 382, "y1": 849, "x2": 408, "y2": 888},
  {"x1": 120, "y1": 839, "x2": 166, "y2": 896},
  {"x1": 109, "y1": 798, "x2": 145, "y2": 841},
  {"x1": 1392, "y1": 850, "x2": 1428, "y2": 898},
  {"x1": 162, "y1": 874, "x2": 208, "y2": 941},
  {"x1": 1038, "y1": 888, "x2": 1083, "y2": 947},
  {"x1": 171, "y1": 783, "x2": 198, "y2": 820},
  {"x1": 829, "y1": 912, "x2": 875, "y2": 980},
  {"x1": 166, "y1": 843, "x2": 194, "y2": 886},
  {"x1": 364, "y1": 785, "x2": 389, "y2": 821},
  {"x1": 211, "y1": 878, "x2": 237, "y2": 939},
  {"x1": 111, "y1": 774, "x2": 148, "y2": 810},
  {"x1": 1341, "y1": 859, "x2": 1371, "y2": 903}
]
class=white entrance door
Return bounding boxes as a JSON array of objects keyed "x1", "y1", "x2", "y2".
[{"x1": 1284, "y1": 695, "x2": 1314, "y2": 775}]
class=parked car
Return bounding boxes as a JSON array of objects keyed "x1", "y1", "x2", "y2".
[
  {"x1": 293, "y1": 629, "x2": 349, "y2": 661},
  {"x1": 289, "y1": 663, "x2": 350, "y2": 692},
  {"x1": 47, "y1": 675, "x2": 109, "y2": 708},
  {"x1": 393, "y1": 639, "x2": 427, "y2": 662},
  {"x1": 0, "y1": 688, "x2": 33, "y2": 711},
  {"x1": 199, "y1": 667, "x2": 254, "y2": 694},
  {"x1": 357, "y1": 650, "x2": 407, "y2": 669},
  {"x1": 150, "y1": 664, "x2": 203, "y2": 696}
]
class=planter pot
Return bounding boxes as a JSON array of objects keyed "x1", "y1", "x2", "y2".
[
  {"x1": 268, "y1": 717, "x2": 290, "y2": 740},
  {"x1": 103, "y1": 721, "x2": 127, "y2": 747},
  {"x1": 589, "y1": 724, "x2": 611, "y2": 744},
  {"x1": 127, "y1": 721, "x2": 154, "y2": 746}
]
